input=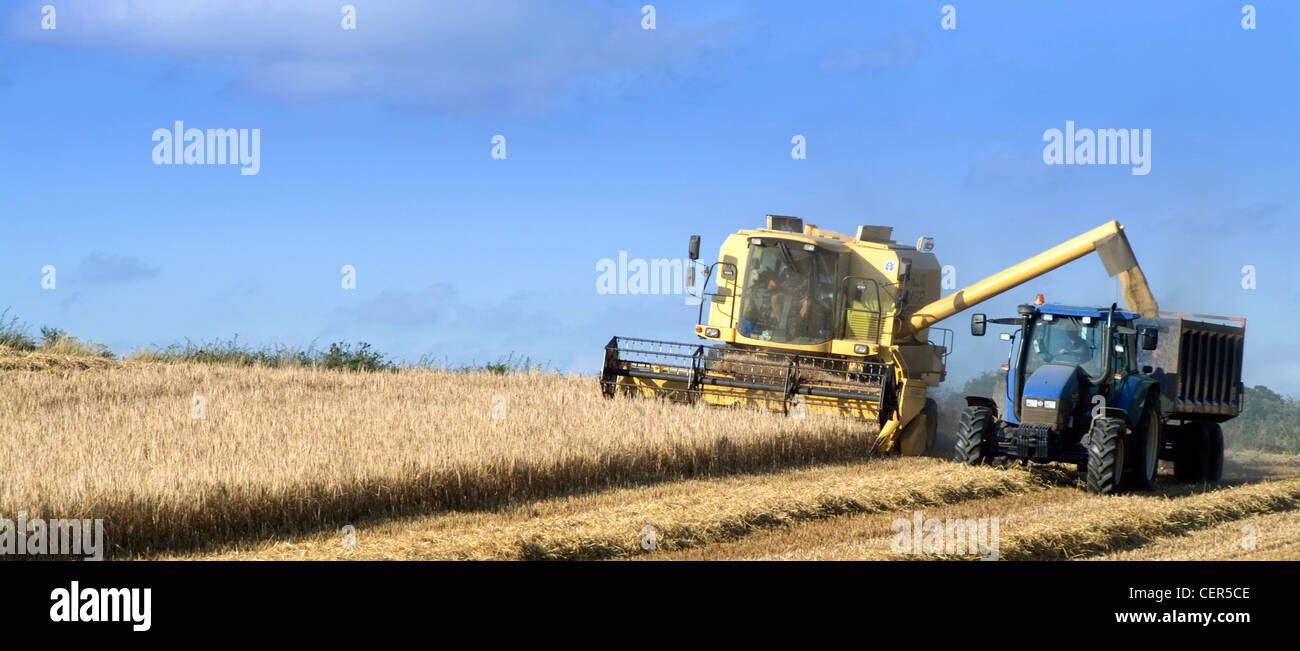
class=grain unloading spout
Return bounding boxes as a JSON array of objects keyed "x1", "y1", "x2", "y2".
[
  {"x1": 898, "y1": 220, "x2": 1159, "y2": 338},
  {"x1": 1094, "y1": 227, "x2": 1160, "y2": 318}
]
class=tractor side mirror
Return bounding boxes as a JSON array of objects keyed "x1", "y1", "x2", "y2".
[
  {"x1": 1140, "y1": 326, "x2": 1158, "y2": 351},
  {"x1": 970, "y1": 313, "x2": 987, "y2": 337},
  {"x1": 688, "y1": 235, "x2": 700, "y2": 261}
]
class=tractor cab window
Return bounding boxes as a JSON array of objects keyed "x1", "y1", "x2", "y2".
[
  {"x1": 1024, "y1": 315, "x2": 1103, "y2": 379},
  {"x1": 1111, "y1": 326, "x2": 1136, "y2": 375},
  {"x1": 737, "y1": 239, "x2": 837, "y2": 345}
]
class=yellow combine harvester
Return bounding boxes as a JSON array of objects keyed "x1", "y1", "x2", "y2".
[{"x1": 601, "y1": 215, "x2": 1157, "y2": 455}]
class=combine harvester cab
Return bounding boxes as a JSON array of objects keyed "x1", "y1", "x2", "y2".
[
  {"x1": 602, "y1": 215, "x2": 946, "y2": 455},
  {"x1": 957, "y1": 297, "x2": 1244, "y2": 494},
  {"x1": 603, "y1": 216, "x2": 1159, "y2": 457}
]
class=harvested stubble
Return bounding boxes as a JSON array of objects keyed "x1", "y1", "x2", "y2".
[
  {"x1": 182, "y1": 457, "x2": 1052, "y2": 560},
  {"x1": 1091, "y1": 509, "x2": 1300, "y2": 560},
  {"x1": 0, "y1": 357, "x2": 883, "y2": 557},
  {"x1": 998, "y1": 477, "x2": 1300, "y2": 560},
  {"x1": 777, "y1": 475, "x2": 1300, "y2": 561},
  {"x1": 644, "y1": 462, "x2": 1300, "y2": 561}
]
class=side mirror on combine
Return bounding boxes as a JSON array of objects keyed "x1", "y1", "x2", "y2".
[
  {"x1": 970, "y1": 313, "x2": 987, "y2": 337},
  {"x1": 1140, "y1": 326, "x2": 1158, "y2": 351},
  {"x1": 686, "y1": 235, "x2": 701, "y2": 287}
]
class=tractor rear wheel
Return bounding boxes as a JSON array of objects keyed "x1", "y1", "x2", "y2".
[
  {"x1": 1086, "y1": 417, "x2": 1126, "y2": 494},
  {"x1": 953, "y1": 405, "x2": 994, "y2": 465},
  {"x1": 1128, "y1": 401, "x2": 1161, "y2": 491}
]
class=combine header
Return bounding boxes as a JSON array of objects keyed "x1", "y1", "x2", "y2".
[{"x1": 602, "y1": 216, "x2": 1157, "y2": 455}]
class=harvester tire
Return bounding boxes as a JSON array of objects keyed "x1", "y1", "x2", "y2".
[
  {"x1": 1086, "y1": 417, "x2": 1126, "y2": 495},
  {"x1": 1128, "y1": 401, "x2": 1160, "y2": 491},
  {"x1": 953, "y1": 405, "x2": 994, "y2": 465},
  {"x1": 1174, "y1": 423, "x2": 1207, "y2": 483},
  {"x1": 924, "y1": 398, "x2": 939, "y2": 451}
]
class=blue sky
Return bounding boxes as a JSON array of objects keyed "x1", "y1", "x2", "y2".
[{"x1": 2, "y1": 1, "x2": 1297, "y2": 394}]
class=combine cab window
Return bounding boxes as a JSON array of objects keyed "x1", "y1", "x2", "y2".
[
  {"x1": 1024, "y1": 315, "x2": 1103, "y2": 379},
  {"x1": 737, "y1": 239, "x2": 837, "y2": 345}
]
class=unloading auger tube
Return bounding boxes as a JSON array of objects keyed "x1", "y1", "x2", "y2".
[
  {"x1": 601, "y1": 219, "x2": 1157, "y2": 456},
  {"x1": 871, "y1": 220, "x2": 1159, "y2": 452}
]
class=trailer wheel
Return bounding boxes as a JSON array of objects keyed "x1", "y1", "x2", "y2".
[
  {"x1": 1174, "y1": 423, "x2": 1206, "y2": 483},
  {"x1": 1204, "y1": 422, "x2": 1224, "y2": 483},
  {"x1": 1086, "y1": 417, "x2": 1126, "y2": 494},
  {"x1": 1128, "y1": 401, "x2": 1160, "y2": 491},
  {"x1": 953, "y1": 405, "x2": 994, "y2": 465}
]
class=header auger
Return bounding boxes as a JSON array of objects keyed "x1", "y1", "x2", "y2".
[{"x1": 601, "y1": 215, "x2": 1156, "y2": 456}]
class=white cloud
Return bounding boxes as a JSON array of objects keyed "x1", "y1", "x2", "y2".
[
  {"x1": 9, "y1": 0, "x2": 750, "y2": 116},
  {"x1": 77, "y1": 251, "x2": 160, "y2": 286},
  {"x1": 355, "y1": 283, "x2": 455, "y2": 326},
  {"x1": 820, "y1": 33, "x2": 922, "y2": 74}
]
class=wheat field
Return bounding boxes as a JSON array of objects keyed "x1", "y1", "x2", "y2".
[
  {"x1": 0, "y1": 349, "x2": 878, "y2": 557},
  {"x1": 4, "y1": 346, "x2": 1298, "y2": 561}
]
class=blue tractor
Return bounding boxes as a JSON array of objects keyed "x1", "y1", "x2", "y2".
[{"x1": 955, "y1": 297, "x2": 1245, "y2": 494}]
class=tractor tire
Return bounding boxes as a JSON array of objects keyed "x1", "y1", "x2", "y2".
[
  {"x1": 1204, "y1": 422, "x2": 1224, "y2": 483},
  {"x1": 1128, "y1": 401, "x2": 1161, "y2": 491},
  {"x1": 1174, "y1": 423, "x2": 1207, "y2": 483},
  {"x1": 1086, "y1": 417, "x2": 1127, "y2": 495},
  {"x1": 953, "y1": 405, "x2": 994, "y2": 465},
  {"x1": 924, "y1": 398, "x2": 939, "y2": 451}
]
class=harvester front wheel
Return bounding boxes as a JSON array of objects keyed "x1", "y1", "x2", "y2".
[
  {"x1": 1086, "y1": 417, "x2": 1126, "y2": 495},
  {"x1": 953, "y1": 405, "x2": 994, "y2": 465}
]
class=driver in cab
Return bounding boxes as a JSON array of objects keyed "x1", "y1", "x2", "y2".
[{"x1": 1043, "y1": 321, "x2": 1093, "y2": 366}]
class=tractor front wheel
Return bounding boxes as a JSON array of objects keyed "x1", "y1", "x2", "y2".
[
  {"x1": 1086, "y1": 417, "x2": 1127, "y2": 494},
  {"x1": 953, "y1": 405, "x2": 994, "y2": 465}
]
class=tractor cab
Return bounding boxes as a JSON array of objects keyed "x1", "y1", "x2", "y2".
[{"x1": 970, "y1": 295, "x2": 1158, "y2": 436}]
